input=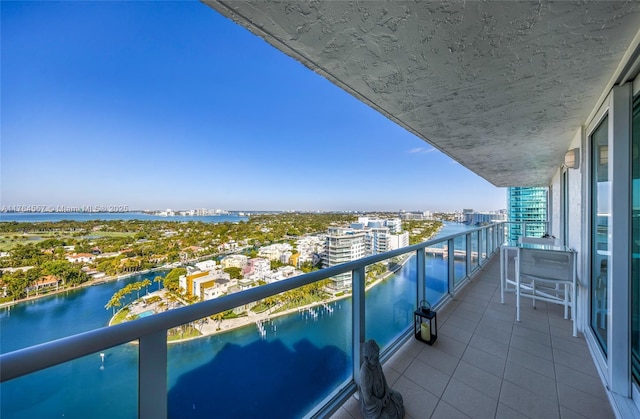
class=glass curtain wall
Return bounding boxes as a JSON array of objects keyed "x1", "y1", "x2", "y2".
[
  {"x1": 507, "y1": 187, "x2": 548, "y2": 241},
  {"x1": 591, "y1": 115, "x2": 610, "y2": 353},
  {"x1": 632, "y1": 95, "x2": 640, "y2": 384}
]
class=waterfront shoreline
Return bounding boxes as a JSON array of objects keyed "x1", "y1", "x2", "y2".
[
  {"x1": 0, "y1": 267, "x2": 169, "y2": 309},
  {"x1": 113, "y1": 245, "x2": 420, "y2": 345}
]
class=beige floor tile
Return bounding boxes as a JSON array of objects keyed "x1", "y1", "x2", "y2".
[
  {"x1": 452, "y1": 360, "x2": 502, "y2": 400},
  {"x1": 393, "y1": 375, "x2": 439, "y2": 419},
  {"x1": 495, "y1": 402, "x2": 530, "y2": 419},
  {"x1": 509, "y1": 334, "x2": 553, "y2": 361},
  {"x1": 556, "y1": 383, "x2": 615, "y2": 419},
  {"x1": 403, "y1": 358, "x2": 451, "y2": 397},
  {"x1": 553, "y1": 364, "x2": 608, "y2": 401},
  {"x1": 499, "y1": 381, "x2": 560, "y2": 419},
  {"x1": 416, "y1": 345, "x2": 461, "y2": 376},
  {"x1": 333, "y1": 255, "x2": 615, "y2": 419},
  {"x1": 431, "y1": 400, "x2": 471, "y2": 419},
  {"x1": 507, "y1": 346, "x2": 556, "y2": 379},
  {"x1": 438, "y1": 323, "x2": 473, "y2": 345},
  {"x1": 462, "y1": 345, "x2": 507, "y2": 378},
  {"x1": 503, "y1": 361, "x2": 558, "y2": 402},
  {"x1": 441, "y1": 378, "x2": 498, "y2": 419}
]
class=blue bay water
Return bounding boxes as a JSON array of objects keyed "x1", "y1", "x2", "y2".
[
  {"x1": 0, "y1": 212, "x2": 248, "y2": 224},
  {"x1": 0, "y1": 222, "x2": 474, "y2": 418}
]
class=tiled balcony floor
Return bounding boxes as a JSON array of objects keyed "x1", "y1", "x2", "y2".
[{"x1": 331, "y1": 255, "x2": 613, "y2": 419}]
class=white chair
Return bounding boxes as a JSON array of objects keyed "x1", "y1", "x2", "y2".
[
  {"x1": 500, "y1": 245, "x2": 519, "y2": 303},
  {"x1": 519, "y1": 236, "x2": 558, "y2": 246},
  {"x1": 500, "y1": 236, "x2": 556, "y2": 304},
  {"x1": 515, "y1": 247, "x2": 577, "y2": 337}
]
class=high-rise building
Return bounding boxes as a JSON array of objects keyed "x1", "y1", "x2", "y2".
[
  {"x1": 323, "y1": 227, "x2": 366, "y2": 291},
  {"x1": 507, "y1": 187, "x2": 548, "y2": 241}
]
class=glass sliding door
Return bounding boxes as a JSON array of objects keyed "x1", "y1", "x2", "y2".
[
  {"x1": 562, "y1": 168, "x2": 569, "y2": 247},
  {"x1": 632, "y1": 95, "x2": 640, "y2": 384},
  {"x1": 591, "y1": 115, "x2": 610, "y2": 353}
]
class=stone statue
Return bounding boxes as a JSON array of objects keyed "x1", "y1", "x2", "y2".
[{"x1": 358, "y1": 340, "x2": 405, "y2": 419}]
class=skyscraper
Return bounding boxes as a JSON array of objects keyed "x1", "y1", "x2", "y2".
[{"x1": 507, "y1": 187, "x2": 548, "y2": 241}]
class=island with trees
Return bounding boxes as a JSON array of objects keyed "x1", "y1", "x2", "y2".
[{"x1": 0, "y1": 212, "x2": 443, "y2": 341}]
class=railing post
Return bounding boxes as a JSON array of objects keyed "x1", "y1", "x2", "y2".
[
  {"x1": 477, "y1": 230, "x2": 482, "y2": 266},
  {"x1": 352, "y1": 267, "x2": 365, "y2": 387},
  {"x1": 489, "y1": 226, "x2": 497, "y2": 254},
  {"x1": 139, "y1": 330, "x2": 167, "y2": 419},
  {"x1": 484, "y1": 227, "x2": 489, "y2": 258},
  {"x1": 447, "y1": 238, "x2": 455, "y2": 294},
  {"x1": 416, "y1": 249, "x2": 425, "y2": 304},
  {"x1": 465, "y1": 233, "x2": 472, "y2": 276}
]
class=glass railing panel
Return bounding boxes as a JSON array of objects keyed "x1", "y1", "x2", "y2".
[
  {"x1": 481, "y1": 229, "x2": 487, "y2": 261},
  {"x1": 0, "y1": 345, "x2": 138, "y2": 418},
  {"x1": 424, "y1": 241, "x2": 449, "y2": 306},
  {"x1": 498, "y1": 224, "x2": 506, "y2": 245},
  {"x1": 487, "y1": 226, "x2": 494, "y2": 253},
  {"x1": 453, "y1": 235, "x2": 467, "y2": 286},
  {"x1": 471, "y1": 231, "x2": 479, "y2": 269},
  {"x1": 167, "y1": 293, "x2": 352, "y2": 418},
  {"x1": 365, "y1": 251, "x2": 417, "y2": 352}
]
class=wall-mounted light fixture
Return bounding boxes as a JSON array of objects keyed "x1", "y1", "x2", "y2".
[
  {"x1": 599, "y1": 145, "x2": 608, "y2": 166},
  {"x1": 564, "y1": 148, "x2": 580, "y2": 169}
]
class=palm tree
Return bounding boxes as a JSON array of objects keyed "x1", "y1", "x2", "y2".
[
  {"x1": 146, "y1": 295, "x2": 162, "y2": 313},
  {"x1": 167, "y1": 293, "x2": 178, "y2": 310},
  {"x1": 105, "y1": 290, "x2": 124, "y2": 314},
  {"x1": 140, "y1": 279, "x2": 151, "y2": 296},
  {"x1": 153, "y1": 275, "x2": 163, "y2": 290},
  {"x1": 211, "y1": 312, "x2": 224, "y2": 330}
]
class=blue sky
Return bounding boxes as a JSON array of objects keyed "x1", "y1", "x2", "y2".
[{"x1": 1, "y1": 1, "x2": 506, "y2": 212}]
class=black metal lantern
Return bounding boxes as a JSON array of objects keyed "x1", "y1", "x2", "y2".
[{"x1": 414, "y1": 300, "x2": 437, "y2": 345}]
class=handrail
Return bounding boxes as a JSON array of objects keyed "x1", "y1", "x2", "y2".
[
  {"x1": 0, "y1": 222, "x2": 506, "y2": 418},
  {"x1": 0, "y1": 222, "x2": 499, "y2": 382}
]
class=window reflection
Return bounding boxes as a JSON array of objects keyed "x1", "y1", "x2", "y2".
[
  {"x1": 591, "y1": 115, "x2": 609, "y2": 353},
  {"x1": 631, "y1": 96, "x2": 640, "y2": 383}
]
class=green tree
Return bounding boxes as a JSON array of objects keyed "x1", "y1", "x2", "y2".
[
  {"x1": 163, "y1": 267, "x2": 186, "y2": 292},
  {"x1": 270, "y1": 260, "x2": 286, "y2": 270},
  {"x1": 211, "y1": 312, "x2": 224, "y2": 330},
  {"x1": 5, "y1": 270, "x2": 31, "y2": 300},
  {"x1": 145, "y1": 295, "x2": 162, "y2": 313},
  {"x1": 223, "y1": 267, "x2": 242, "y2": 279},
  {"x1": 105, "y1": 289, "x2": 125, "y2": 314}
]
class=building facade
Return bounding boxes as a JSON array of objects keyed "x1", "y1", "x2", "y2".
[
  {"x1": 323, "y1": 227, "x2": 366, "y2": 291},
  {"x1": 507, "y1": 187, "x2": 548, "y2": 241}
]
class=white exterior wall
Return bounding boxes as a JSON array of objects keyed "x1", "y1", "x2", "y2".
[
  {"x1": 280, "y1": 251, "x2": 292, "y2": 264},
  {"x1": 178, "y1": 274, "x2": 187, "y2": 294},
  {"x1": 253, "y1": 258, "x2": 271, "y2": 277},
  {"x1": 203, "y1": 285, "x2": 223, "y2": 300},
  {"x1": 195, "y1": 260, "x2": 216, "y2": 271},
  {"x1": 220, "y1": 254, "x2": 248, "y2": 269},
  {"x1": 385, "y1": 218, "x2": 402, "y2": 234},
  {"x1": 550, "y1": 171, "x2": 561, "y2": 240},
  {"x1": 549, "y1": 128, "x2": 584, "y2": 278},
  {"x1": 387, "y1": 232, "x2": 409, "y2": 251}
]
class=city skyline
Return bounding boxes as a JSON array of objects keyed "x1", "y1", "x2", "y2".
[{"x1": 1, "y1": 1, "x2": 506, "y2": 212}]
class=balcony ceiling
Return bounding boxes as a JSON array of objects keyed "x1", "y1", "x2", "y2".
[{"x1": 204, "y1": 1, "x2": 640, "y2": 187}]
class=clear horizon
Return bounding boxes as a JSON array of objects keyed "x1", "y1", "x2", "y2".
[{"x1": 1, "y1": 1, "x2": 507, "y2": 213}]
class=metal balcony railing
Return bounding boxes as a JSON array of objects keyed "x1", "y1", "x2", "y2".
[{"x1": 0, "y1": 222, "x2": 508, "y2": 418}]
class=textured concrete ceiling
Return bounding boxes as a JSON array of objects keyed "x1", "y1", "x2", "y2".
[{"x1": 203, "y1": 1, "x2": 640, "y2": 187}]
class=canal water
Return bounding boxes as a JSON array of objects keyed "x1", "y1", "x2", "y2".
[{"x1": 0, "y1": 222, "x2": 475, "y2": 418}]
